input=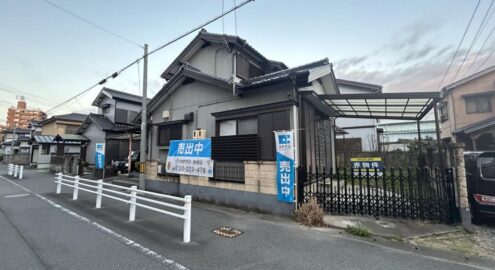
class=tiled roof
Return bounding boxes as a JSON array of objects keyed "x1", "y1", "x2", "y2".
[
  {"x1": 239, "y1": 58, "x2": 330, "y2": 89},
  {"x1": 40, "y1": 113, "x2": 87, "y2": 125},
  {"x1": 453, "y1": 116, "x2": 495, "y2": 135}
]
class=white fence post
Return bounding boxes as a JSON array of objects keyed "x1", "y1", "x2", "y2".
[
  {"x1": 8, "y1": 164, "x2": 13, "y2": 176},
  {"x1": 13, "y1": 165, "x2": 18, "y2": 178},
  {"x1": 56, "y1": 172, "x2": 62, "y2": 194},
  {"x1": 129, "y1": 185, "x2": 137, "y2": 221},
  {"x1": 96, "y1": 179, "x2": 103, "y2": 209},
  {"x1": 183, "y1": 195, "x2": 192, "y2": 243},
  {"x1": 19, "y1": 166, "x2": 23, "y2": 179},
  {"x1": 73, "y1": 175, "x2": 79, "y2": 200}
]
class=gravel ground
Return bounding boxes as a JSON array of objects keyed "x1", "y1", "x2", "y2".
[{"x1": 410, "y1": 225, "x2": 495, "y2": 259}]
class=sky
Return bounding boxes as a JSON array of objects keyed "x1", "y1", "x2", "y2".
[{"x1": 0, "y1": 0, "x2": 494, "y2": 123}]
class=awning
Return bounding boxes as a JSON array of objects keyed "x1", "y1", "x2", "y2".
[{"x1": 318, "y1": 92, "x2": 440, "y2": 120}]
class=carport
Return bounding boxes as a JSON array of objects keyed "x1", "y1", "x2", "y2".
[{"x1": 317, "y1": 91, "x2": 443, "y2": 170}]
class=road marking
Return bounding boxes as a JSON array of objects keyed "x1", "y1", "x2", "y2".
[
  {"x1": 0, "y1": 175, "x2": 189, "y2": 270},
  {"x1": 4, "y1": 193, "x2": 30, "y2": 198}
]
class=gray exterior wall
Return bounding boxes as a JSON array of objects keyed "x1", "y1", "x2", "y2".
[
  {"x1": 188, "y1": 44, "x2": 233, "y2": 80},
  {"x1": 97, "y1": 96, "x2": 116, "y2": 122},
  {"x1": 149, "y1": 80, "x2": 295, "y2": 162},
  {"x1": 82, "y1": 123, "x2": 105, "y2": 165}
]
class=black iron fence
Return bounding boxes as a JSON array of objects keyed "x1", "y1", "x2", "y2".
[{"x1": 299, "y1": 166, "x2": 458, "y2": 223}]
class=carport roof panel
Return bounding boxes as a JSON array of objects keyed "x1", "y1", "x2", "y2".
[{"x1": 318, "y1": 92, "x2": 440, "y2": 120}]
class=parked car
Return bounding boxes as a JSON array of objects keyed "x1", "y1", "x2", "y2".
[
  {"x1": 465, "y1": 151, "x2": 495, "y2": 223},
  {"x1": 111, "y1": 150, "x2": 140, "y2": 173}
]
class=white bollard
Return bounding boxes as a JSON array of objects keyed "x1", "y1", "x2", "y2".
[
  {"x1": 129, "y1": 185, "x2": 137, "y2": 221},
  {"x1": 183, "y1": 195, "x2": 192, "y2": 243},
  {"x1": 56, "y1": 172, "x2": 62, "y2": 194},
  {"x1": 96, "y1": 179, "x2": 103, "y2": 209},
  {"x1": 19, "y1": 166, "x2": 23, "y2": 179},
  {"x1": 13, "y1": 165, "x2": 18, "y2": 178},
  {"x1": 8, "y1": 164, "x2": 13, "y2": 176},
  {"x1": 73, "y1": 175, "x2": 79, "y2": 200}
]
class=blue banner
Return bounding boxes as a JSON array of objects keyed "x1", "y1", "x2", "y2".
[
  {"x1": 275, "y1": 131, "x2": 295, "y2": 203},
  {"x1": 166, "y1": 139, "x2": 213, "y2": 177},
  {"x1": 95, "y1": 143, "x2": 105, "y2": 169}
]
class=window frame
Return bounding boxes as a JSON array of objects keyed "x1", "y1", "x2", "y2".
[
  {"x1": 464, "y1": 95, "x2": 492, "y2": 114},
  {"x1": 157, "y1": 124, "x2": 183, "y2": 147}
]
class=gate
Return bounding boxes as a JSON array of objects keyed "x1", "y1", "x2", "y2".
[{"x1": 299, "y1": 166, "x2": 458, "y2": 223}]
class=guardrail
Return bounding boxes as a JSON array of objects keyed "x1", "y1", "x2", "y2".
[
  {"x1": 54, "y1": 173, "x2": 192, "y2": 243},
  {"x1": 8, "y1": 164, "x2": 23, "y2": 179}
]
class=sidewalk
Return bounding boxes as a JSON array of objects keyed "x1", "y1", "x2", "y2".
[
  {"x1": 2, "y1": 165, "x2": 495, "y2": 270},
  {"x1": 324, "y1": 215, "x2": 461, "y2": 239}
]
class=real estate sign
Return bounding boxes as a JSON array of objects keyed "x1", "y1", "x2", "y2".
[
  {"x1": 166, "y1": 139, "x2": 213, "y2": 177},
  {"x1": 95, "y1": 143, "x2": 105, "y2": 169},
  {"x1": 351, "y1": 157, "x2": 383, "y2": 176},
  {"x1": 275, "y1": 131, "x2": 295, "y2": 203}
]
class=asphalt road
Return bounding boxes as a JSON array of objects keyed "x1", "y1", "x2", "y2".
[{"x1": 0, "y1": 165, "x2": 493, "y2": 270}]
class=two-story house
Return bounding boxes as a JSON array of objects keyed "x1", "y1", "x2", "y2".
[
  {"x1": 335, "y1": 79, "x2": 382, "y2": 151},
  {"x1": 439, "y1": 65, "x2": 495, "y2": 150},
  {"x1": 76, "y1": 88, "x2": 143, "y2": 172},
  {"x1": 141, "y1": 29, "x2": 342, "y2": 215},
  {"x1": 30, "y1": 113, "x2": 88, "y2": 169},
  {"x1": 1, "y1": 128, "x2": 31, "y2": 155}
]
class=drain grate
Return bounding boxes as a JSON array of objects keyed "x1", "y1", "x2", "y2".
[{"x1": 212, "y1": 226, "x2": 243, "y2": 238}]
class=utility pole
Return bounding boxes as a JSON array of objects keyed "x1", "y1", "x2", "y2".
[
  {"x1": 10, "y1": 125, "x2": 16, "y2": 159},
  {"x1": 139, "y1": 44, "x2": 148, "y2": 190}
]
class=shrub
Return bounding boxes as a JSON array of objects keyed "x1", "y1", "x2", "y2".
[
  {"x1": 345, "y1": 226, "x2": 371, "y2": 237},
  {"x1": 295, "y1": 198, "x2": 324, "y2": 227}
]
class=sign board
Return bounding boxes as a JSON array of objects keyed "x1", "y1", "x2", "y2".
[
  {"x1": 351, "y1": 157, "x2": 383, "y2": 176},
  {"x1": 275, "y1": 131, "x2": 295, "y2": 203},
  {"x1": 95, "y1": 143, "x2": 105, "y2": 169},
  {"x1": 166, "y1": 139, "x2": 213, "y2": 177}
]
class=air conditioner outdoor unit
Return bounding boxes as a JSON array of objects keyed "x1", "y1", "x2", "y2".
[
  {"x1": 162, "y1": 110, "x2": 170, "y2": 120},
  {"x1": 193, "y1": 129, "x2": 206, "y2": 139}
]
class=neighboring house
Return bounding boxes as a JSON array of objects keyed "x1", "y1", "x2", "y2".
[
  {"x1": 335, "y1": 79, "x2": 382, "y2": 151},
  {"x1": 30, "y1": 113, "x2": 88, "y2": 169},
  {"x1": 142, "y1": 30, "x2": 340, "y2": 215},
  {"x1": 378, "y1": 120, "x2": 437, "y2": 151},
  {"x1": 440, "y1": 65, "x2": 495, "y2": 150},
  {"x1": 39, "y1": 113, "x2": 87, "y2": 135},
  {"x1": 1, "y1": 128, "x2": 31, "y2": 155},
  {"x1": 76, "y1": 88, "x2": 142, "y2": 167}
]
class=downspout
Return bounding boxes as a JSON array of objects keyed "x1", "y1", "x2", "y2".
[
  {"x1": 289, "y1": 74, "x2": 301, "y2": 208},
  {"x1": 330, "y1": 117, "x2": 336, "y2": 174}
]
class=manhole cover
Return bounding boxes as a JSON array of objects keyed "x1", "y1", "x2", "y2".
[{"x1": 212, "y1": 226, "x2": 243, "y2": 238}]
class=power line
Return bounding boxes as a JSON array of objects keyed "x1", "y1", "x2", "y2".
[
  {"x1": 41, "y1": 0, "x2": 142, "y2": 49},
  {"x1": 475, "y1": 40, "x2": 495, "y2": 72},
  {"x1": 464, "y1": 4, "x2": 495, "y2": 76},
  {"x1": 0, "y1": 83, "x2": 58, "y2": 105},
  {"x1": 437, "y1": 0, "x2": 481, "y2": 89},
  {"x1": 464, "y1": 25, "x2": 495, "y2": 75},
  {"x1": 451, "y1": 0, "x2": 494, "y2": 83},
  {"x1": 45, "y1": 0, "x2": 254, "y2": 114}
]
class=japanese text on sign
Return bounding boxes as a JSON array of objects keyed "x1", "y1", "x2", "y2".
[
  {"x1": 166, "y1": 139, "x2": 213, "y2": 177},
  {"x1": 275, "y1": 131, "x2": 295, "y2": 203}
]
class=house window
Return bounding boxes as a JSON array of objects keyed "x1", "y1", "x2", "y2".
[
  {"x1": 439, "y1": 102, "x2": 448, "y2": 122},
  {"x1": 65, "y1": 125, "x2": 79, "y2": 134},
  {"x1": 41, "y1": 144, "x2": 50, "y2": 155},
  {"x1": 480, "y1": 156, "x2": 495, "y2": 179},
  {"x1": 465, "y1": 96, "x2": 492, "y2": 114},
  {"x1": 115, "y1": 108, "x2": 129, "y2": 123},
  {"x1": 236, "y1": 54, "x2": 264, "y2": 79},
  {"x1": 218, "y1": 117, "x2": 258, "y2": 136},
  {"x1": 157, "y1": 125, "x2": 182, "y2": 146}
]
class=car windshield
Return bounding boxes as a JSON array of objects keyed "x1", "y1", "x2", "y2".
[{"x1": 480, "y1": 157, "x2": 495, "y2": 180}]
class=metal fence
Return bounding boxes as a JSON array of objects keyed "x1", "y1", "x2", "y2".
[
  {"x1": 54, "y1": 173, "x2": 193, "y2": 242},
  {"x1": 299, "y1": 166, "x2": 457, "y2": 223}
]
